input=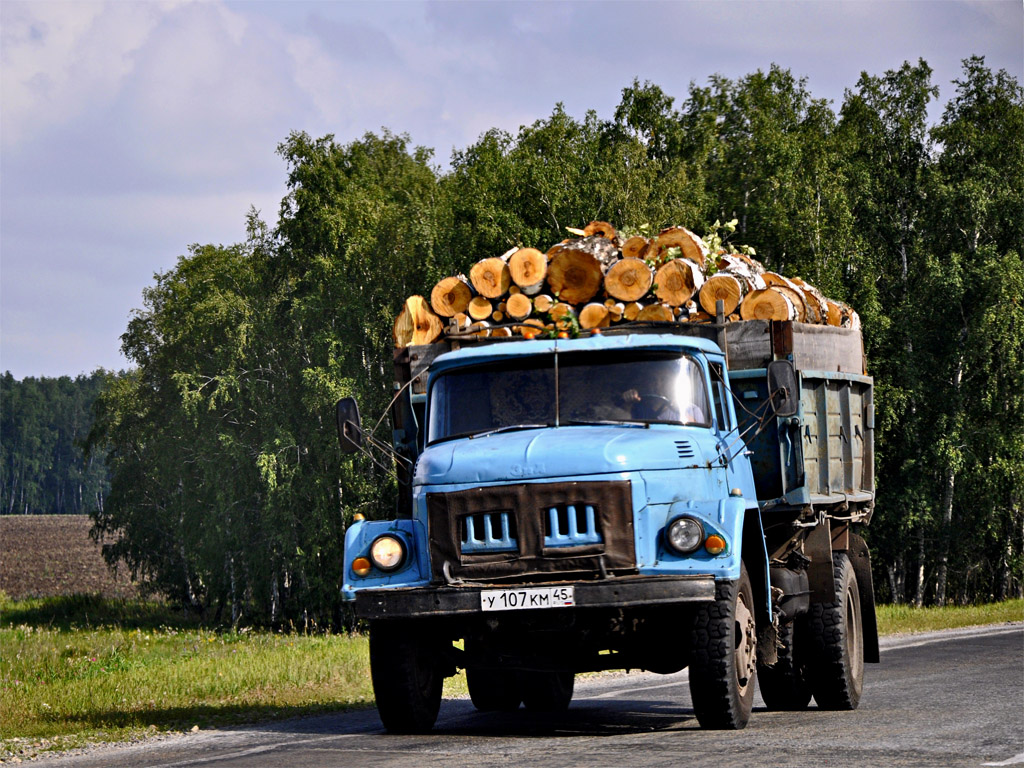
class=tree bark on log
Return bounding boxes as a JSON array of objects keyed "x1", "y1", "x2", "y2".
[
  {"x1": 430, "y1": 275, "x2": 472, "y2": 317},
  {"x1": 605, "y1": 257, "x2": 654, "y2": 302},
  {"x1": 789, "y1": 278, "x2": 829, "y2": 325},
  {"x1": 508, "y1": 248, "x2": 547, "y2": 295},
  {"x1": 470, "y1": 257, "x2": 512, "y2": 298},
  {"x1": 761, "y1": 272, "x2": 809, "y2": 322}
]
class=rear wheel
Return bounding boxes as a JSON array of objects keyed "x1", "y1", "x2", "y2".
[
  {"x1": 689, "y1": 564, "x2": 757, "y2": 729},
  {"x1": 369, "y1": 620, "x2": 443, "y2": 733},
  {"x1": 808, "y1": 553, "x2": 864, "y2": 710},
  {"x1": 520, "y1": 669, "x2": 575, "y2": 712},
  {"x1": 758, "y1": 617, "x2": 812, "y2": 710}
]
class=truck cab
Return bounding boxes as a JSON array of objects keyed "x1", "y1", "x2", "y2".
[{"x1": 340, "y1": 325, "x2": 876, "y2": 733}]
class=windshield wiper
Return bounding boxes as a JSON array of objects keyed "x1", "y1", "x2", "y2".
[
  {"x1": 561, "y1": 419, "x2": 649, "y2": 428},
  {"x1": 468, "y1": 423, "x2": 551, "y2": 440}
]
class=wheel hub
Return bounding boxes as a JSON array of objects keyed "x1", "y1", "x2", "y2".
[{"x1": 734, "y1": 593, "x2": 757, "y2": 693}]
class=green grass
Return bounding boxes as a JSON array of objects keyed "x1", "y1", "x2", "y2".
[
  {"x1": 1, "y1": 594, "x2": 1020, "y2": 760},
  {"x1": 876, "y1": 598, "x2": 1023, "y2": 635}
]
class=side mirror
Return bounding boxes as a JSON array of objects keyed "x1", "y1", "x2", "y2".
[
  {"x1": 767, "y1": 360, "x2": 799, "y2": 418},
  {"x1": 336, "y1": 397, "x2": 363, "y2": 454}
]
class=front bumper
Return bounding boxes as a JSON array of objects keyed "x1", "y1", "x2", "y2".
[{"x1": 355, "y1": 574, "x2": 716, "y2": 619}]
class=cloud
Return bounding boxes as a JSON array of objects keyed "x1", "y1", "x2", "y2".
[{"x1": 1, "y1": 0, "x2": 1021, "y2": 377}]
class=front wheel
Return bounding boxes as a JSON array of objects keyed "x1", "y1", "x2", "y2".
[
  {"x1": 689, "y1": 564, "x2": 758, "y2": 729},
  {"x1": 369, "y1": 620, "x2": 443, "y2": 733},
  {"x1": 808, "y1": 553, "x2": 864, "y2": 710}
]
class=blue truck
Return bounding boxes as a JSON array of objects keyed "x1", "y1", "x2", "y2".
[{"x1": 337, "y1": 319, "x2": 878, "y2": 733}]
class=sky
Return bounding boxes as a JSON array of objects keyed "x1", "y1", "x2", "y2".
[{"x1": 1, "y1": 1, "x2": 1021, "y2": 379}]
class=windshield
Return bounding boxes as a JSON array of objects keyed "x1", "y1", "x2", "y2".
[{"x1": 427, "y1": 350, "x2": 712, "y2": 443}]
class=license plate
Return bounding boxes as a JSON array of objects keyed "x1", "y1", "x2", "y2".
[{"x1": 480, "y1": 585, "x2": 575, "y2": 612}]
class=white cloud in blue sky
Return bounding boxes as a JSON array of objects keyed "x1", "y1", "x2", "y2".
[{"x1": 1, "y1": 0, "x2": 1021, "y2": 377}]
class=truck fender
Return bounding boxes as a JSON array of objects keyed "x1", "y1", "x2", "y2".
[
  {"x1": 740, "y1": 506, "x2": 777, "y2": 665},
  {"x1": 740, "y1": 506, "x2": 772, "y2": 622},
  {"x1": 848, "y1": 532, "x2": 880, "y2": 663}
]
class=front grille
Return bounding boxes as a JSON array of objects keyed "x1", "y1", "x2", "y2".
[
  {"x1": 427, "y1": 480, "x2": 635, "y2": 583},
  {"x1": 460, "y1": 511, "x2": 518, "y2": 553},
  {"x1": 543, "y1": 504, "x2": 602, "y2": 547}
]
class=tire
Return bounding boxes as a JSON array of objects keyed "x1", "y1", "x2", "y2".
[
  {"x1": 467, "y1": 666, "x2": 522, "y2": 712},
  {"x1": 520, "y1": 670, "x2": 575, "y2": 712},
  {"x1": 369, "y1": 620, "x2": 443, "y2": 733},
  {"x1": 808, "y1": 553, "x2": 864, "y2": 710},
  {"x1": 758, "y1": 617, "x2": 812, "y2": 710},
  {"x1": 689, "y1": 563, "x2": 758, "y2": 729}
]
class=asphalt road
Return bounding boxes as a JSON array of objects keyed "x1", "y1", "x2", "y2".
[{"x1": 35, "y1": 624, "x2": 1024, "y2": 768}]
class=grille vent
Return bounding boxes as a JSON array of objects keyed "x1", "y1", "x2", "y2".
[
  {"x1": 675, "y1": 440, "x2": 696, "y2": 459},
  {"x1": 460, "y1": 511, "x2": 517, "y2": 553},
  {"x1": 543, "y1": 504, "x2": 603, "y2": 548}
]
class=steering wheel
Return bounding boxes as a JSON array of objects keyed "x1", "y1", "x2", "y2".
[{"x1": 632, "y1": 394, "x2": 675, "y2": 421}]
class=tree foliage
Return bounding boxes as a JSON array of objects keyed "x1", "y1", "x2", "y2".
[
  {"x1": 1, "y1": 371, "x2": 110, "y2": 515},
  {"x1": 75, "y1": 57, "x2": 1024, "y2": 622}
]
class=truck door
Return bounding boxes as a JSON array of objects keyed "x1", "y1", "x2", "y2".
[{"x1": 710, "y1": 361, "x2": 747, "y2": 493}]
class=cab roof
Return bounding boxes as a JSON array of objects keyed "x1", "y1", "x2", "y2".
[{"x1": 428, "y1": 333, "x2": 724, "y2": 376}]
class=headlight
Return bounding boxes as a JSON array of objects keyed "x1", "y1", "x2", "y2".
[
  {"x1": 369, "y1": 535, "x2": 406, "y2": 572},
  {"x1": 665, "y1": 517, "x2": 704, "y2": 554}
]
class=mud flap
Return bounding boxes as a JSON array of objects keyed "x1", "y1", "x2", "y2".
[
  {"x1": 804, "y1": 521, "x2": 835, "y2": 603},
  {"x1": 848, "y1": 532, "x2": 880, "y2": 663}
]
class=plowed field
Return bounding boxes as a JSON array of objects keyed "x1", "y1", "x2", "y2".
[{"x1": 0, "y1": 515, "x2": 139, "y2": 599}]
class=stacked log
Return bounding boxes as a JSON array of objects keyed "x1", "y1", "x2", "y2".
[{"x1": 394, "y1": 222, "x2": 860, "y2": 347}]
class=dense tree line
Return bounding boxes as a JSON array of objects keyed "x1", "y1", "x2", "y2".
[
  {"x1": 1, "y1": 371, "x2": 110, "y2": 515},
  {"x1": 84, "y1": 56, "x2": 1021, "y2": 625}
]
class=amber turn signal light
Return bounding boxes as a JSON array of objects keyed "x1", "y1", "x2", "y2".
[
  {"x1": 351, "y1": 557, "x2": 372, "y2": 577},
  {"x1": 705, "y1": 535, "x2": 727, "y2": 555}
]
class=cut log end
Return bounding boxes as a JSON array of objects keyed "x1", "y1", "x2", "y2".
[
  {"x1": 508, "y1": 248, "x2": 547, "y2": 292},
  {"x1": 470, "y1": 257, "x2": 512, "y2": 298},
  {"x1": 579, "y1": 302, "x2": 611, "y2": 329},
  {"x1": 739, "y1": 288, "x2": 798, "y2": 321},
  {"x1": 547, "y1": 248, "x2": 603, "y2": 304},
  {"x1": 393, "y1": 295, "x2": 443, "y2": 348},
  {"x1": 654, "y1": 258, "x2": 704, "y2": 307},
  {"x1": 429, "y1": 276, "x2": 472, "y2": 317},
  {"x1": 698, "y1": 274, "x2": 743, "y2": 316},
  {"x1": 620, "y1": 236, "x2": 650, "y2": 260},
  {"x1": 605, "y1": 257, "x2": 654, "y2": 302},
  {"x1": 583, "y1": 220, "x2": 617, "y2": 241},
  {"x1": 505, "y1": 292, "x2": 533, "y2": 321},
  {"x1": 636, "y1": 303, "x2": 674, "y2": 323},
  {"x1": 468, "y1": 296, "x2": 493, "y2": 321}
]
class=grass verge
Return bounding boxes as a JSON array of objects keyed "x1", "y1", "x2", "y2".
[
  {"x1": 2, "y1": 594, "x2": 1021, "y2": 760},
  {"x1": 876, "y1": 598, "x2": 1023, "y2": 635}
]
